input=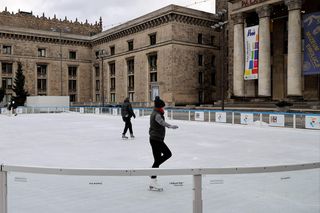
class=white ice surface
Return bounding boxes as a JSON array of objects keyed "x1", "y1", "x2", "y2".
[{"x1": 0, "y1": 113, "x2": 319, "y2": 213}]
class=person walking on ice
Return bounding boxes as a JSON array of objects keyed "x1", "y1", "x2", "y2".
[
  {"x1": 149, "y1": 96, "x2": 178, "y2": 191},
  {"x1": 121, "y1": 97, "x2": 135, "y2": 139}
]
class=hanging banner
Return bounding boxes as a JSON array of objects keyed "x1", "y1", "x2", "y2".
[
  {"x1": 244, "y1": 25, "x2": 259, "y2": 80},
  {"x1": 305, "y1": 115, "x2": 320, "y2": 129},
  {"x1": 303, "y1": 12, "x2": 320, "y2": 75}
]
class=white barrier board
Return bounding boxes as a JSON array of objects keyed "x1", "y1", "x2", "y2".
[
  {"x1": 112, "y1": 108, "x2": 118, "y2": 116},
  {"x1": 95, "y1": 108, "x2": 100, "y2": 114},
  {"x1": 215, "y1": 112, "x2": 226, "y2": 123},
  {"x1": 80, "y1": 108, "x2": 84, "y2": 114},
  {"x1": 240, "y1": 113, "x2": 254, "y2": 125},
  {"x1": 195, "y1": 111, "x2": 204, "y2": 121},
  {"x1": 1, "y1": 108, "x2": 7, "y2": 114},
  {"x1": 134, "y1": 109, "x2": 140, "y2": 117},
  {"x1": 269, "y1": 114, "x2": 285, "y2": 127},
  {"x1": 305, "y1": 116, "x2": 320, "y2": 129}
]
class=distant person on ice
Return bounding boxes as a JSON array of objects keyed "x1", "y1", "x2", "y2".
[
  {"x1": 7, "y1": 100, "x2": 17, "y2": 116},
  {"x1": 121, "y1": 97, "x2": 135, "y2": 139},
  {"x1": 149, "y1": 96, "x2": 178, "y2": 191}
]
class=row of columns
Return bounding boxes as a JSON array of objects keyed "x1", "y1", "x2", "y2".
[{"x1": 233, "y1": 0, "x2": 303, "y2": 97}]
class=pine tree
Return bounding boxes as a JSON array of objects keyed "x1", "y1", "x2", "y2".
[
  {"x1": 12, "y1": 62, "x2": 28, "y2": 106},
  {"x1": 0, "y1": 87, "x2": 5, "y2": 103}
]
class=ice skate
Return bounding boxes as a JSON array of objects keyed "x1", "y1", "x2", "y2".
[
  {"x1": 130, "y1": 134, "x2": 135, "y2": 139},
  {"x1": 122, "y1": 134, "x2": 128, "y2": 139},
  {"x1": 149, "y1": 179, "x2": 163, "y2": 192}
]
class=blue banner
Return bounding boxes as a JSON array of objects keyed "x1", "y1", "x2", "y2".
[{"x1": 303, "y1": 12, "x2": 320, "y2": 75}]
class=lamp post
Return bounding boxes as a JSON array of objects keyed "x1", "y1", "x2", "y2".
[
  {"x1": 51, "y1": 27, "x2": 70, "y2": 96},
  {"x1": 98, "y1": 50, "x2": 108, "y2": 107},
  {"x1": 212, "y1": 10, "x2": 228, "y2": 111}
]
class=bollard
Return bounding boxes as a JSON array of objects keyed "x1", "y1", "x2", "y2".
[
  {"x1": 193, "y1": 174, "x2": 203, "y2": 213},
  {"x1": 0, "y1": 169, "x2": 7, "y2": 213}
]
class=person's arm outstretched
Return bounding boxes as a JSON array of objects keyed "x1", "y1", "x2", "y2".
[{"x1": 155, "y1": 114, "x2": 178, "y2": 129}]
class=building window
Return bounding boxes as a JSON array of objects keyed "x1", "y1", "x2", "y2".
[
  {"x1": 96, "y1": 80, "x2": 100, "y2": 91},
  {"x1": 128, "y1": 75, "x2": 134, "y2": 91},
  {"x1": 210, "y1": 36, "x2": 215, "y2": 46},
  {"x1": 96, "y1": 94, "x2": 100, "y2": 102},
  {"x1": 37, "y1": 65, "x2": 47, "y2": 77},
  {"x1": 69, "y1": 51, "x2": 77, "y2": 59},
  {"x1": 37, "y1": 79, "x2": 47, "y2": 93},
  {"x1": 110, "y1": 93, "x2": 116, "y2": 102},
  {"x1": 150, "y1": 73, "x2": 157, "y2": 82},
  {"x1": 149, "y1": 33, "x2": 157, "y2": 45},
  {"x1": 2, "y1": 78, "x2": 12, "y2": 89},
  {"x1": 198, "y1": 33, "x2": 203, "y2": 44},
  {"x1": 68, "y1": 80, "x2": 77, "y2": 92},
  {"x1": 198, "y1": 55, "x2": 203, "y2": 66},
  {"x1": 110, "y1": 78, "x2": 116, "y2": 91},
  {"x1": 127, "y1": 59, "x2": 134, "y2": 74},
  {"x1": 70, "y1": 94, "x2": 76, "y2": 102},
  {"x1": 38, "y1": 48, "x2": 46, "y2": 57},
  {"x1": 199, "y1": 72, "x2": 203, "y2": 84},
  {"x1": 198, "y1": 91, "x2": 204, "y2": 104},
  {"x1": 1, "y1": 63, "x2": 13, "y2": 74},
  {"x1": 95, "y1": 51, "x2": 100, "y2": 59},
  {"x1": 68, "y1": 66, "x2": 77, "y2": 78},
  {"x1": 109, "y1": 63, "x2": 115, "y2": 76},
  {"x1": 110, "y1": 46, "x2": 115, "y2": 55},
  {"x1": 148, "y1": 54, "x2": 157, "y2": 71},
  {"x1": 211, "y1": 56, "x2": 216, "y2": 86},
  {"x1": 129, "y1": 92, "x2": 134, "y2": 102},
  {"x1": 95, "y1": 66, "x2": 100, "y2": 77},
  {"x1": 128, "y1": 40, "x2": 134, "y2": 51},
  {"x1": 2, "y1": 45, "x2": 12, "y2": 54}
]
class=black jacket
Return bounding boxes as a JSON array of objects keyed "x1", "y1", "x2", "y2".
[
  {"x1": 121, "y1": 100, "x2": 135, "y2": 118},
  {"x1": 149, "y1": 109, "x2": 170, "y2": 141}
]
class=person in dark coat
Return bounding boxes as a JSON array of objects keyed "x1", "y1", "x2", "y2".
[
  {"x1": 149, "y1": 96, "x2": 178, "y2": 191},
  {"x1": 8, "y1": 100, "x2": 17, "y2": 116},
  {"x1": 121, "y1": 97, "x2": 135, "y2": 139}
]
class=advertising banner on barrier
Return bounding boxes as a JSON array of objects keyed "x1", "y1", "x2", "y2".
[
  {"x1": 134, "y1": 109, "x2": 140, "y2": 117},
  {"x1": 244, "y1": 25, "x2": 259, "y2": 80},
  {"x1": 303, "y1": 12, "x2": 320, "y2": 75},
  {"x1": 95, "y1": 108, "x2": 100, "y2": 114},
  {"x1": 305, "y1": 116, "x2": 320, "y2": 129},
  {"x1": 112, "y1": 108, "x2": 118, "y2": 116},
  {"x1": 215, "y1": 112, "x2": 226, "y2": 123},
  {"x1": 240, "y1": 113, "x2": 254, "y2": 125},
  {"x1": 80, "y1": 107, "x2": 84, "y2": 114},
  {"x1": 195, "y1": 111, "x2": 204, "y2": 121},
  {"x1": 269, "y1": 114, "x2": 285, "y2": 127}
]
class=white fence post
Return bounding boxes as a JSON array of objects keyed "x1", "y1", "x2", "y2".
[
  {"x1": 260, "y1": 113, "x2": 263, "y2": 122},
  {"x1": 0, "y1": 168, "x2": 7, "y2": 213},
  {"x1": 293, "y1": 114, "x2": 296, "y2": 129},
  {"x1": 171, "y1": 110, "x2": 173, "y2": 120},
  {"x1": 232, "y1": 112, "x2": 235, "y2": 124},
  {"x1": 208, "y1": 111, "x2": 211, "y2": 122},
  {"x1": 193, "y1": 174, "x2": 202, "y2": 213},
  {"x1": 189, "y1": 110, "x2": 191, "y2": 121}
]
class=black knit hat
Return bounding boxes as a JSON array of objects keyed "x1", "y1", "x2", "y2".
[{"x1": 154, "y1": 96, "x2": 165, "y2": 108}]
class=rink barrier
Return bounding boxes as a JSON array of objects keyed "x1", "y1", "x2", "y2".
[
  {"x1": 1, "y1": 162, "x2": 320, "y2": 213},
  {"x1": 1, "y1": 106, "x2": 320, "y2": 130}
]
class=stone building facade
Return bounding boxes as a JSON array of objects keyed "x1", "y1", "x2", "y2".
[
  {"x1": 228, "y1": 0, "x2": 320, "y2": 101},
  {"x1": 0, "y1": 5, "x2": 221, "y2": 106}
]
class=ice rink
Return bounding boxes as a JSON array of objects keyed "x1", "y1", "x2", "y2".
[{"x1": 0, "y1": 113, "x2": 319, "y2": 213}]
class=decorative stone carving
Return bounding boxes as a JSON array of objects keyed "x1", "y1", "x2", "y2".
[
  {"x1": 256, "y1": 5, "x2": 271, "y2": 18},
  {"x1": 285, "y1": 0, "x2": 302, "y2": 11},
  {"x1": 231, "y1": 13, "x2": 244, "y2": 25}
]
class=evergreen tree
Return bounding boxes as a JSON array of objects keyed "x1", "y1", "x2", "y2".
[
  {"x1": 12, "y1": 62, "x2": 28, "y2": 106},
  {"x1": 0, "y1": 87, "x2": 5, "y2": 103}
]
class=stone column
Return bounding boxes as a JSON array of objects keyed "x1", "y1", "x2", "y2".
[
  {"x1": 257, "y1": 5, "x2": 271, "y2": 97},
  {"x1": 232, "y1": 13, "x2": 245, "y2": 97},
  {"x1": 285, "y1": 0, "x2": 302, "y2": 96}
]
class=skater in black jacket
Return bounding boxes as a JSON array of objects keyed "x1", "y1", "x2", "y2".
[
  {"x1": 121, "y1": 97, "x2": 135, "y2": 139},
  {"x1": 149, "y1": 96, "x2": 178, "y2": 191},
  {"x1": 7, "y1": 100, "x2": 17, "y2": 116}
]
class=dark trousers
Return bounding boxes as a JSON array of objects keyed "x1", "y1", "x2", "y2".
[
  {"x1": 122, "y1": 117, "x2": 133, "y2": 135},
  {"x1": 149, "y1": 138, "x2": 172, "y2": 179}
]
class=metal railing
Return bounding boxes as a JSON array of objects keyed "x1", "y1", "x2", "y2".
[{"x1": 1, "y1": 163, "x2": 319, "y2": 213}]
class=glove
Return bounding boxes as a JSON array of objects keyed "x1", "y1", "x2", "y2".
[
  {"x1": 133, "y1": 114, "x2": 136, "y2": 119},
  {"x1": 169, "y1": 125, "x2": 178, "y2": 129}
]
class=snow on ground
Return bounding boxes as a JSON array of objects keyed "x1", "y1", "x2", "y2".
[{"x1": 0, "y1": 113, "x2": 319, "y2": 213}]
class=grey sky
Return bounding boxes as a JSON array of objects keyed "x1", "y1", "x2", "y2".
[{"x1": 0, "y1": 0, "x2": 215, "y2": 30}]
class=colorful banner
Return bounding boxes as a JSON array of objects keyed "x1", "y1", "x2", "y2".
[
  {"x1": 244, "y1": 25, "x2": 259, "y2": 80},
  {"x1": 305, "y1": 116, "x2": 320, "y2": 129},
  {"x1": 303, "y1": 12, "x2": 320, "y2": 75}
]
